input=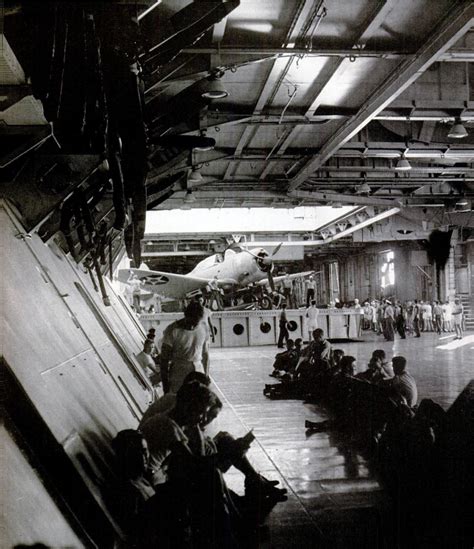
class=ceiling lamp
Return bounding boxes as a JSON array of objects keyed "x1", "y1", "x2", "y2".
[
  {"x1": 184, "y1": 190, "x2": 196, "y2": 203},
  {"x1": 181, "y1": 190, "x2": 196, "y2": 210},
  {"x1": 355, "y1": 182, "x2": 371, "y2": 194},
  {"x1": 395, "y1": 156, "x2": 412, "y2": 171},
  {"x1": 193, "y1": 141, "x2": 215, "y2": 152},
  {"x1": 448, "y1": 118, "x2": 468, "y2": 139},
  {"x1": 188, "y1": 168, "x2": 203, "y2": 184},
  {"x1": 200, "y1": 77, "x2": 228, "y2": 100}
]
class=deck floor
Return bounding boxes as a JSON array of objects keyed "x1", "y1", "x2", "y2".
[{"x1": 206, "y1": 331, "x2": 474, "y2": 548}]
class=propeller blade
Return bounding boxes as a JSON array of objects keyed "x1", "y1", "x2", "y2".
[
  {"x1": 271, "y1": 242, "x2": 283, "y2": 256},
  {"x1": 268, "y1": 269, "x2": 275, "y2": 292},
  {"x1": 242, "y1": 248, "x2": 260, "y2": 259}
]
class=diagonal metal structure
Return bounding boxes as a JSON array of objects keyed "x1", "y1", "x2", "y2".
[
  {"x1": 3, "y1": 0, "x2": 474, "y2": 266},
  {"x1": 287, "y1": 2, "x2": 474, "y2": 192}
]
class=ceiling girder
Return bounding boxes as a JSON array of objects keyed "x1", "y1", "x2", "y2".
[
  {"x1": 270, "y1": 0, "x2": 397, "y2": 165},
  {"x1": 179, "y1": 47, "x2": 472, "y2": 62},
  {"x1": 208, "y1": 144, "x2": 474, "y2": 161},
  {"x1": 163, "y1": 189, "x2": 464, "y2": 208},
  {"x1": 221, "y1": 0, "x2": 321, "y2": 180},
  {"x1": 201, "y1": 102, "x2": 474, "y2": 134},
  {"x1": 253, "y1": 0, "x2": 322, "y2": 115},
  {"x1": 287, "y1": 2, "x2": 474, "y2": 192}
]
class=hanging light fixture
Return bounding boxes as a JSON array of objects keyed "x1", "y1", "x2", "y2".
[
  {"x1": 184, "y1": 190, "x2": 196, "y2": 203},
  {"x1": 181, "y1": 190, "x2": 196, "y2": 210},
  {"x1": 448, "y1": 118, "x2": 468, "y2": 139},
  {"x1": 188, "y1": 168, "x2": 203, "y2": 184},
  {"x1": 188, "y1": 147, "x2": 203, "y2": 185},
  {"x1": 395, "y1": 155, "x2": 412, "y2": 171},
  {"x1": 200, "y1": 76, "x2": 228, "y2": 100}
]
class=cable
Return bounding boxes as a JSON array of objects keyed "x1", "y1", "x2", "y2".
[{"x1": 279, "y1": 84, "x2": 298, "y2": 125}]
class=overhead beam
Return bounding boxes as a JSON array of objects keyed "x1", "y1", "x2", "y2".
[
  {"x1": 180, "y1": 46, "x2": 470, "y2": 61},
  {"x1": 223, "y1": 125, "x2": 257, "y2": 180},
  {"x1": 287, "y1": 2, "x2": 474, "y2": 192},
  {"x1": 272, "y1": 0, "x2": 396, "y2": 162},
  {"x1": 256, "y1": 0, "x2": 327, "y2": 179},
  {"x1": 252, "y1": 0, "x2": 320, "y2": 114},
  {"x1": 147, "y1": 46, "x2": 472, "y2": 91},
  {"x1": 222, "y1": 0, "x2": 319, "y2": 179},
  {"x1": 321, "y1": 207, "x2": 401, "y2": 243},
  {"x1": 164, "y1": 189, "x2": 459, "y2": 207},
  {"x1": 209, "y1": 144, "x2": 474, "y2": 160},
  {"x1": 291, "y1": 189, "x2": 403, "y2": 207},
  {"x1": 203, "y1": 101, "x2": 474, "y2": 131},
  {"x1": 292, "y1": 166, "x2": 474, "y2": 174}
]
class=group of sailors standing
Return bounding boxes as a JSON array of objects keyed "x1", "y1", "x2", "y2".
[
  {"x1": 362, "y1": 298, "x2": 465, "y2": 340},
  {"x1": 276, "y1": 296, "x2": 465, "y2": 347}
]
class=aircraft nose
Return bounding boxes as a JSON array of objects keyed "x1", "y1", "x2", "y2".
[{"x1": 260, "y1": 256, "x2": 272, "y2": 266}]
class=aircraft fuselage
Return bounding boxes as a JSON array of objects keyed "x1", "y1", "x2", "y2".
[{"x1": 189, "y1": 248, "x2": 268, "y2": 288}]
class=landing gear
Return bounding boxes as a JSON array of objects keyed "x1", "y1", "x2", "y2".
[
  {"x1": 197, "y1": 286, "x2": 277, "y2": 311},
  {"x1": 241, "y1": 285, "x2": 275, "y2": 310},
  {"x1": 258, "y1": 295, "x2": 273, "y2": 310},
  {"x1": 208, "y1": 291, "x2": 224, "y2": 311},
  {"x1": 221, "y1": 286, "x2": 275, "y2": 310},
  {"x1": 200, "y1": 288, "x2": 225, "y2": 311}
]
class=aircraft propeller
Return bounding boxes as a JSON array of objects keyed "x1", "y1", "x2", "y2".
[{"x1": 242, "y1": 243, "x2": 283, "y2": 292}]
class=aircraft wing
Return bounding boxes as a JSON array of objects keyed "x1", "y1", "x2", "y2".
[
  {"x1": 256, "y1": 271, "x2": 316, "y2": 287},
  {"x1": 118, "y1": 268, "x2": 213, "y2": 299}
]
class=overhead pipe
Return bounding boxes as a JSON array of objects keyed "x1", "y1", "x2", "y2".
[{"x1": 179, "y1": 47, "x2": 409, "y2": 58}]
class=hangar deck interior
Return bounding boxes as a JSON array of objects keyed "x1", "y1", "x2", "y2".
[
  {"x1": 209, "y1": 336, "x2": 474, "y2": 548},
  {"x1": 1, "y1": 1, "x2": 474, "y2": 548}
]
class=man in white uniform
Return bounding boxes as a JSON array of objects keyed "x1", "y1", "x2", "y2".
[
  {"x1": 305, "y1": 300, "x2": 319, "y2": 342},
  {"x1": 452, "y1": 298, "x2": 464, "y2": 339},
  {"x1": 281, "y1": 274, "x2": 295, "y2": 308},
  {"x1": 161, "y1": 302, "x2": 210, "y2": 393},
  {"x1": 305, "y1": 276, "x2": 316, "y2": 307},
  {"x1": 423, "y1": 301, "x2": 433, "y2": 332},
  {"x1": 129, "y1": 274, "x2": 142, "y2": 312},
  {"x1": 442, "y1": 300, "x2": 452, "y2": 332}
]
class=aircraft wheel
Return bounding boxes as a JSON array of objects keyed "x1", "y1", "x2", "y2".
[{"x1": 259, "y1": 295, "x2": 273, "y2": 310}]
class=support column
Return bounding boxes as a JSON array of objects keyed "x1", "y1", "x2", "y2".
[
  {"x1": 466, "y1": 241, "x2": 474, "y2": 312},
  {"x1": 442, "y1": 242, "x2": 457, "y2": 302}
]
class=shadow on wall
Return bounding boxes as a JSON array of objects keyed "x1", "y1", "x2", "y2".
[{"x1": 14, "y1": 544, "x2": 52, "y2": 549}]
